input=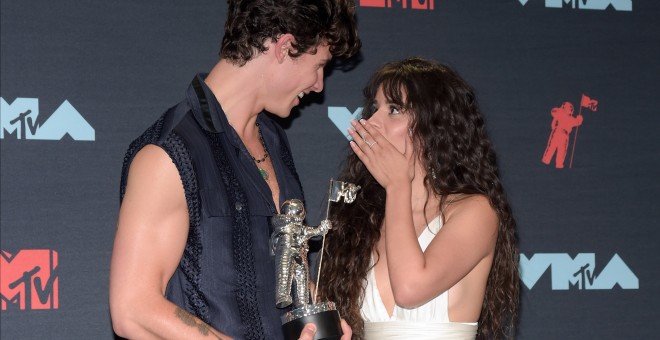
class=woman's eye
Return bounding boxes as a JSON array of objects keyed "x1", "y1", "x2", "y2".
[{"x1": 389, "y1": 106, "x2": 400, "y2": 115}]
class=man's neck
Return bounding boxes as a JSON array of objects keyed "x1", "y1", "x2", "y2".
[{"x1": 205, "y1": 58, "x2": 265, "y2": 138}]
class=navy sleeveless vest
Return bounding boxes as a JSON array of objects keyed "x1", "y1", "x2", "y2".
[{"x1": 119, "y1": 75, "x2": 304, "y2": 339}]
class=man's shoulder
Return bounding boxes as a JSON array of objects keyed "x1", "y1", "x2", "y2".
[
  {"x1": 136, "y1": 99, "x2": 200, "y2": 142},
  {"x1": 121, "y1": 100, "x2": 196, "y2": 164}
]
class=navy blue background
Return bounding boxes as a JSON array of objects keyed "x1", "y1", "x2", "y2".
[{"x1": 2, "y1": 1, "x2": 658, "y2": 338}]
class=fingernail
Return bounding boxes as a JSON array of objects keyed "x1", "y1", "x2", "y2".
[{"x1": 360, "y1": 119, "x2": 367, "y2": 125}]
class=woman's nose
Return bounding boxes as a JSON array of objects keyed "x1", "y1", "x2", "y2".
[{"x1": 366, "y1": 111, "x2": 381, "y2": 127}]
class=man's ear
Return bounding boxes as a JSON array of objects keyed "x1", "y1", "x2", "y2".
[{"x1": 274, "y1": 33, "x2": 295, "y2": 63}]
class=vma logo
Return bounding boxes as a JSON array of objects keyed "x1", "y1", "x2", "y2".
[
  {"x1": 520, "y1": 253, "x2": 639, "y2": 290},
  {"x1": 1, "y1": 97, "x2": 95, "y2": 141},
  {"x1": 328, "y1": 106, "x2": 363, "y2": 140},
  {"x1": 518, "y1": 0, "x2": 632, "y2": 11},
  {"x1": 360, "y1": 0, "x2": 434, "y2": 10},
  {"x1": 541, "y1": 94, "x2": 597, "y2": 169},
  {"x1": 1, "y1": 249, "x2": 59, "y2": 310}
]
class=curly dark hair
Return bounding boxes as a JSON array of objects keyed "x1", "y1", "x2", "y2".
[
  {"x1": 317, "y1": 57, "x2": 520, "y2": 339},
  {"x1": 220, "y1": 0, "x2": 361, "y2": 65}
]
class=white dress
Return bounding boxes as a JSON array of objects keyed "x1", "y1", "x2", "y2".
[{"x1": 360, "y1": 216, "x2": 478, "y2": 339}]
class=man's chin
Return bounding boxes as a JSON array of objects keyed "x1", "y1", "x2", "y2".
[{"x1": 269, "y1": 109, "x2": 293, "y2": 119}]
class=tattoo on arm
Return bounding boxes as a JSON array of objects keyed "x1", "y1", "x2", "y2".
[{"x1": 174, "y1": 307, "x2": 223, "y2": 339}]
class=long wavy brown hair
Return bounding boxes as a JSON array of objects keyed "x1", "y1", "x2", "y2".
[{"x1": 317, "y1": 57, "x2": 519, "y2": 339}]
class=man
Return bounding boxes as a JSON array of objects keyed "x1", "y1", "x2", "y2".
[{"x1": 109, "y1": 0, "x2": 360, "y2": 339}]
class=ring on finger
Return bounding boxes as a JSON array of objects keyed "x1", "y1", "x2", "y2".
[{"x1": 366, "y1": 140, "x2": 377, "y2": 148}]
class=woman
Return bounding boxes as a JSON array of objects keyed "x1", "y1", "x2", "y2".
[{"x1": 318, "y1": 57, "x2": 519, "y2": 339}]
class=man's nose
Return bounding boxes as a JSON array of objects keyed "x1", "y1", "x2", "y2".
[{"x1": 311, "y1": 69, "x2": 324, "y2": 93}]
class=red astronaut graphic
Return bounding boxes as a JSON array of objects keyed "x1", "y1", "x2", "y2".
[
  {"x1": 542, "y1": 94, "x2": 598, "y2": 168},
  {"x1": 542, "y1": 102, "x2": 583, "y2": 168}
]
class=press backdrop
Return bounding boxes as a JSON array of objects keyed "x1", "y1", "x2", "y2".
[{"x1": 2, "y1": 0, "x2": 659, "y2": 339}]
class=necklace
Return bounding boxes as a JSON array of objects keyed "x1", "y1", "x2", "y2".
[{"x1": 251, "y1": 122, "x2": 270, "y2": 181}]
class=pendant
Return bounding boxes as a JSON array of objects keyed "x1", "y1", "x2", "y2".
[{"x1": 258, "y1": 167, "x2": 269, "y2": 181}]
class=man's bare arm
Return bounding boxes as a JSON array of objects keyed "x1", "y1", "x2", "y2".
[{"x1": 109, "y1": 145, "x2": 230, "y2": 339}]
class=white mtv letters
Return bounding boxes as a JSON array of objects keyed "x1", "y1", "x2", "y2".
[
  {"x1": 520, "y1": 253, "x2": 639, "y2": 290},
  {"x1": 518, "y1": 0, "x2": 632, "y2": 11},
  {"x1": 1, "y1": 97, "x2": 95, "y2": 141}
]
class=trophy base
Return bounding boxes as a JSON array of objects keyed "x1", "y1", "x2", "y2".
[{"x1": 281, "y1": 302, "x2": 342, "y2": 340}]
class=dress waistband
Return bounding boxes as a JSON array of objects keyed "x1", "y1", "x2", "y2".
[{"x1": 364, "y1": 320, "x2": 477, "y2": 339}]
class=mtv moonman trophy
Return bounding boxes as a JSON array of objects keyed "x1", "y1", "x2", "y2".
[{"x1": 270, "y1": 179, "x2": 361, "y2": 340}]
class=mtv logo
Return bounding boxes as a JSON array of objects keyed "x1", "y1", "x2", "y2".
[
  {"x1": 1, "y1": 97, "x2": 95, "y2": 141},
  {"x1": 1, "y1": 249, "x2": 59, "y2": 310},
  {"x1": 518, "y1": 0, "x2": 632, "y2": 11},
  {"x1": 360, "y1": 0, "x2": 434, "y2": 10},
  {"x1": 520, "y1": 253, "x2": 638, "y2": 290},
  {"x1": 328, "y1": 106, "x2": 363, "y2": 140}
]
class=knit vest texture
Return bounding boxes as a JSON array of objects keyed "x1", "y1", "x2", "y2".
[{"x1": 119, "y1": 75, "x2": 304, "y2": 339}]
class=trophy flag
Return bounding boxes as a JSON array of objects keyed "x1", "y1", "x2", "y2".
[
  {"x1": 314, "y1": 179, "x2": 361, "y2": 305},
  {"x1": 328, "y1": 180, "x2": 361, "y2": 204}
]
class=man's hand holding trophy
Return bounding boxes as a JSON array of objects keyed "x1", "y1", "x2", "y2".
[{"x1": 270, "y1": 179, "x2": 360, "y2": 340}]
